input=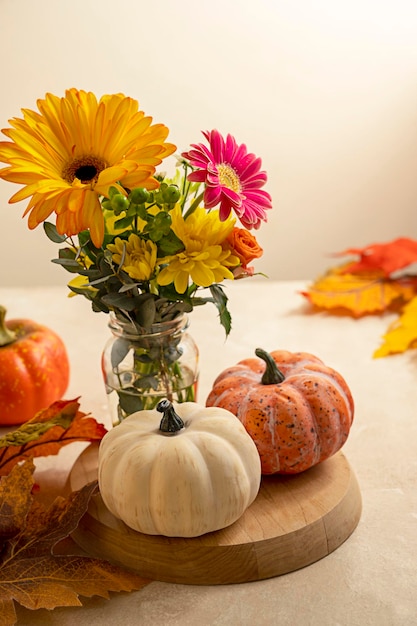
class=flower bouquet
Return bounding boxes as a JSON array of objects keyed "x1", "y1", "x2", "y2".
[{"x1": 0, "y1": 88, "x2": 272, "y2": 419}]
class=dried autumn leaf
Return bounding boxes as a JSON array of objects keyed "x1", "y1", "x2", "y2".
[
  {"x1": 0, "y1": 399, "x2": 107, "y2": 476},
  {"x1": 336, "y1": 237, "x2": 417, "y2": 276},
  {"x1": 373, "y1": 295, "x2": 417, "y2": 358},
  {"x1": 0, "y1": 457, "x2": 34, "y2": 544},
  {"x1": 301, "y1": 267, "x2": 417, "y2": 316},
  {"x1": 0, "y1": 460, "x2": 150, "y2": 626}
]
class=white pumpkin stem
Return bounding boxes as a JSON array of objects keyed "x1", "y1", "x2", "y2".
[{"x1": 157, "y1": 399, "x2": 185, "y2": 434}]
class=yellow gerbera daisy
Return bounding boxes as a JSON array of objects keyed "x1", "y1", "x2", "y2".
[
  {"x1": 107, "y1": 233, "x2": 158, "y2": 281},
  {"x1": 157, "y1": 205, "x2": 240, "y2": 293},
  {"x1": 0, "y1": 89, "x2": 176, "y2": 247}
]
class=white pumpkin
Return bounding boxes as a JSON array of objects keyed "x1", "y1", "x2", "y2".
[{"x1": 98, "y1": 400, "x2": 261, "y2": 537}]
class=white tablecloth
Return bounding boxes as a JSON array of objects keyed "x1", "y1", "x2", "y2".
[{"x1": 1, "y1": 280, "x2": 416, "y2": 626}]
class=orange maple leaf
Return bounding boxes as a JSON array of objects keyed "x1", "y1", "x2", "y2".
[
  {"x1": 0, "y1": 459, "x2": 150, "y2": 626},
  {"x1": 300, "y1": 267, "x2": 417, "y2": 316},
  {"x1": 0, "y1": 399, "x2": 107, "y2": 476},
  {"x1": 336, "y1": 237, "x2": 417, "y2": 276}
]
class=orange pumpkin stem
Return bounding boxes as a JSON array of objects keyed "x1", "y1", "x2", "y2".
[
  {"x1": 255, "y1": 348, "x2": 285, "y2": 385},
  {"x1": 0, "y1": 306, "x2": 17, "y2": 347},
  {"x1": 157, "y1": 399, "x2": 185, "y2": 434}
]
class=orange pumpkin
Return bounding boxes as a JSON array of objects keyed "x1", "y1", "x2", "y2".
[
  {"x1": 206, "y1": 348, "x2": 354, "y2": 475},
  {"x1": 0, "y1": 306, "x2": 70, "y2": 425}
]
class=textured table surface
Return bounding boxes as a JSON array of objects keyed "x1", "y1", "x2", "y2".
[{"x1": 1, "y1": 280, "x2": 416, "y2": 626}]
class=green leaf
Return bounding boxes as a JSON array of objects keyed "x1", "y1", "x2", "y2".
[
  {"x1": 100, "y1": 293, "x2": 157, "y2": 323},
  {"x1": 43, "y1": 222, "x2": 67, "y2": 243},
  {"x1": 51, "y1": 258, "x2": 82, "y2": 273},
  {"x1": 87, "y1": 275, "x2": 113, "y2": 287},
  {"x1": 158, "y1": 284, "x2": 193, "y2": 307},
  {"x1": 110, "y1": 338, "x2": 131, "y2": 369},
  {"x1": 78, "y1": 228, "x2": 111, "y2": 255},
  {"x1": 190, "y1": 296, "x2": 214, "y2": 307},
  {"x1": 91, "y1": 299, "x2": 110, "y2": 314},
  {"x1": 183, "y1": 190, "x2": 205, "y2": 219},
  {"x1": 135, "y1": 295, "x2": 156, "y2": 328},
  {"x1": 101, "y1": 293, "x2": 138, "y2": 311},
  {"x1": 134, "y1": 375, "x2": 160, "y2": 391},
  {"x1": 157, "y1": 231, "x2": 184, "y2": 255},
  {"x1": 117, "y1": 389, "x2": 145, "y2": 414},
  {"x1": 77, "y1": 230, "x2": 89, "y2": 244},
  {"x1": 209, "y1": 284, "x2": 232, "y2": 336},
  {"x1": 67, "y1": 285, "x2": 96, "y2": 300},
  {"x1": 154, "y1": 299, "x2": 193, "y2": 321},
  {"x1": 60, "y1": 248, "x2": 77, "y2": 260},
  {"x1": 50, "y1": 248, "x2": 83, "y2": 273},
  {"x1": 114, "y1": 215, "x2": 135, "y2": 230},
  {"x1": 98, "y1": 253, "x2": 115, "y2": 275},
  {"x1": 119, "y1": 282, "x2": 141, "y2": 293},
  {"x1": 76, "y1": 268, "x2": 102, "y2": 279}
]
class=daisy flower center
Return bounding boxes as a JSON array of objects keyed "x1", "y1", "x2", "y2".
[
  {"x1": 62, "y1": 155, "x2": 108, "y2": 185},
  {"x1": 217, "y1": 163, "x2": 241, "y2": 193}
]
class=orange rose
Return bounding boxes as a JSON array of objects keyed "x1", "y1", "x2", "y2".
[{"x1": 226, "y1": 228, "x2": 263, "y2": 267}]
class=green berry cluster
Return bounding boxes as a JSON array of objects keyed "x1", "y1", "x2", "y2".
[{"x1": 101, "y1": 183, "x2": 181, "y2": 244}]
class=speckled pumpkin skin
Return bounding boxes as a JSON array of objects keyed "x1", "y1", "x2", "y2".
[
  {"x1": 0, "y1": 319, "x2": 70, "y2": 425},
  {"x1": 206, "y1": 350, "x2": 354, "y2": 475}
]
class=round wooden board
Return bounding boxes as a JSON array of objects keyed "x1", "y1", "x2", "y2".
[{"x1": 70, "y1": 444, "x2": 361, "y2": 585}]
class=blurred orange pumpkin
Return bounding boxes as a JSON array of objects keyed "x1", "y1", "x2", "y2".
[{"x1": 0, "y1": 306, "x2": 70, "y2": 425}]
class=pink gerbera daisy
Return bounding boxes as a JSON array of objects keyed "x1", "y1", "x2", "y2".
[{"x1": 182, "y1": 129, "x2": 272, "y2": 229}]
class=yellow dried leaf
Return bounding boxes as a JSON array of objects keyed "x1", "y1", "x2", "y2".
[
  {"x1": 301, "y1": 269, "x2": 416, "y2": 316},
  {"x1": 373, "y1": 296, "x2": 417, "y2": 358}
]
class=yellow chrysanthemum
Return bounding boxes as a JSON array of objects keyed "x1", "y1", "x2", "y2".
[
  {"x1": 107, "y1": 233, "x2": 157, "y2": 281},
  {"x1": 0, "y1": 89, "x2": 176, "y2": 247},
  {"x1": 157, "y1": 205, "x2": 240, "y2": 293}
]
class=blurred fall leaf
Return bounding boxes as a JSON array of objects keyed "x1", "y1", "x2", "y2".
[
  {"x1": 302, "y1": 238, "x2": 417, "y2": 357},
  {"x1": 373, "y1": 296, "x2": 417, "y2": 358},
  {"x1": 336, "y1": 237, "x2": 417, "y2": 276},
  {"x1": 300, "y1": 266, "x2": 416, "y2": 316},
  {"x1": 0, "y1": 399, "x2": 107, "y2": 476},
  {"x1": 0, "y1": 459, "x2": 150, "y2": 626}
]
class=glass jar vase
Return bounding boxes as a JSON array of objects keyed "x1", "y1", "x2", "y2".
[{"x1": 101, "y1": 313, "x2": 199, "y2": 425}]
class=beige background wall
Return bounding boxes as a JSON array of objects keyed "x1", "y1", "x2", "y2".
[{"x1": 1, "y1": 0, "x2": 416, "y2": 286}]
